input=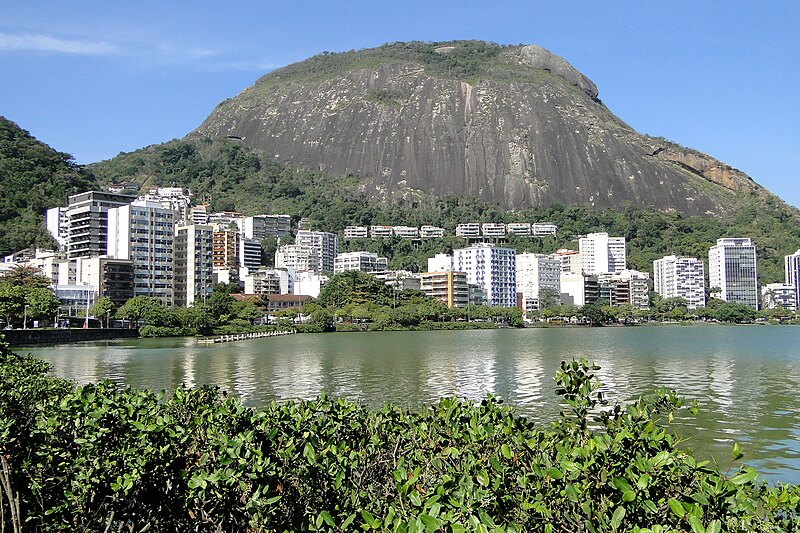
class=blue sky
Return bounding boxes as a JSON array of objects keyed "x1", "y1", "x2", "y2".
[{"x1": 2, "y1": 1, "x2": 798, "y2": 208}]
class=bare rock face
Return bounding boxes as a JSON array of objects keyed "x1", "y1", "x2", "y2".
[{"x1": 195, "y1": 41, "x2": 760, "y2": 216}]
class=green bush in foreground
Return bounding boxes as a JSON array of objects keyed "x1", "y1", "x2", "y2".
[{"x1": 0, "y1": 340, "x2": 798, "y2": 532}]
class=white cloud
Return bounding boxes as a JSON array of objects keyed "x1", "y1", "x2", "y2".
[
  {"x1": 0, "y1": 32, "x2": 118, "y2": 55},
  {"x1": 0, "y1": 31, "x2": 275, "y2": 72}
]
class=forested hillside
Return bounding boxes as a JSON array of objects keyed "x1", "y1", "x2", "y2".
[
  {"x1": 0, "y1": 117, "x2": 98, "y2": 255},
  {"x1": 91, "y1": 137, "x2": 800, "y2": 284}
]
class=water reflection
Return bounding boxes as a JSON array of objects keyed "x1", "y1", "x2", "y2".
[{"x1": 23, "y1": 325, "x2": 800, "y2": 484}]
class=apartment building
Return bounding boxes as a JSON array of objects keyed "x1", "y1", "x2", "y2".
[
  {"x1": 598, "y1": 270, "x2": 650, "y2": 310},
  {"x1": 240, "y1": 215, "x2": 292, "y2": 240},
  {"x1": 762, "y1": 283, "x2": 797, "y2": 312},
  {"x1": 334, "y1": 251, "x2": 388, "y2": 274},
  {"x1": 653, "y1": 255, "x2": 705, "y2": 308},
  {"x1": 76, "y1": 255, "x2": 135, "y2": 308},
  {"x1": 107, "y1": 199, "x2": 175, "y2": 305},
  {"x1": 65, "y1": 191, "x2": 136, "y2": 258},
  {"x1": 420, "y1": 271, "x2": 469, "y2": 308},
  {"x1": 481, "y1": 223, "x2": 507, "y2": 238},
  {"x1": 275, "y1": 244, "x2": 319, "y2": 273},
  {"x1": 516, "y1": 253, "x2": 561, "y2": 312},
  {"x1": 453, "y1": 244, "x2": 516, "y2": 307},
  {"x1": 427, "y1": 253, "x2": 454, "y2": 272},
  {"x1": 370, "y1": 225, "x2": 393, "y2": 238},
  {"x1": 344, "y1": 226, "x2": 369, "y2": 240},
  {"x1": 553, "y1": 249, "x2": 582, "y2": 275},
  {"x1": 532, "y1": 222, "x2": 558, "y2": 237},
  {"x1": 46, "y1": 207, "x2": 69, "y2": 250},
  {"x1": 455, "y1": 223, "x2": 481, "y2": 238},
  {"x1": 708, "y1": 238, "x2": 758, "y2": 309},
  {"x1": 239, "y1": 238, "x2": 262, "y2": 271},
  {"x1": 212, "y1": 228, "x2": 240, "y2": 284},
  {"x1": 579, "y1": 232, "x2": 626, "y2": 274},
  {"x1": 560, "y1": 273, "x2": 599, "y2": 306},
  {"x1": 420, "y1": 225, "x2": 445, "y2": 238},
  {"x1": 295, "y1": 230, "x2": 338, "y2": 273},
  {"x1": 243, "y1": 268, "x2": 293, "y2": 296},
  {"x1": 785, "y1": 249, "x2": 800, "y2": 310},
  {"x1": 174, "y1": 224, "x2": 214, "y2": 307},
  {"x1": 506, "y1": 222, "x2": 531, "y2": 237},
  {"x1": 393, "y1": 226, "x2": 420, "y2": 239}
]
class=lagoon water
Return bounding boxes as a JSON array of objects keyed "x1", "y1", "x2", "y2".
[{"x1": 23, "y1": 325, "x2": 800, "y2": 484}]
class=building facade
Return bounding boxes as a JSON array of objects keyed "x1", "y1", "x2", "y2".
[
  {"x1": 275, "y1": 244, "x2": 319, "y2": 273},
  {"x1": 76, "y1": 255, "x2": 135, "y2": 308},
  {"x1": 653, "y1": 255, "x2": 706, "y2": 308},
  {"x1": 240, "y1": 215, "x2": 292, "y2": 240},
  {"x1": 174, "y1": 224, "x2": 214, "y2": 307},
  {"x1": 334, "y1": 251, "x2": 388, "y2": 274},
  {"x1": 420, "y1": 271, "x2": 469, "y2": 308},
  {"x1": 761, "y1": 283, "x2": 797, "y2": 312},
  {"x1": 453, "y1": 244, "x2": 516, "y2": 307},
  {"x1": 785, "y1": 249, "x2": 800, "y2": 310},
  {"x1": 708, "y1": 238, "x2": 758, "y2": 309},
  {"x1": 579, "y1": 232, "x2": 626, "y2": 275},
  {"x1": 107, "y1": 200, "x2": 175, "y2": 305},
  {"x1": 295, "y1": 230, "x2": 338, "y2": 273},
  {"x1": 66, "y1": 191, "x2": 136, "y2": 258},
  {"x1": 515, "y1": 253, "x2": 561, "y2": 312}
]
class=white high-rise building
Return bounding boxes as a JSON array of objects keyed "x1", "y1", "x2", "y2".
[
  {"x1": 453, "y1": 244, "x2": 516, "y2": 307},
  {"x1": 334, "y1": 251, "x2": 388, "y2": 274},
  {"x1": 762, "y1": 283, "x2": 797, "y2": 312},
  {"x1": 275, "y1": 244, "x2": 319, "y2": 273},
  {"x1": 295, "y1": 230, "x2": 338, "y2": 273},
  {"x1": 708, "y1": 238, "x2": 758, "y2": 309},
  {"x1": 427, "y1": 253, "x2": 454, "y2": 273},
  {"x1": 516, "y1": 253, "x2": 560, "y2": 313},
  {"x1": 785, "y1": 249, "x2": 800, "y2": 310},
  {"x1": 579, "y1": 233, "x2": 626, "y2": 274},
  {"x1": 174, "y1": 224, "x2": 213, "y2": 307},
  {"x1": 653, "y1": 255, "x2": 706, "y2": 308},
  {"x1": 107, "y1": 199, "x2": 175, "y2": 305},
  {"x1": 46, "y1": 207, "x2": 69, "y2": 250}
]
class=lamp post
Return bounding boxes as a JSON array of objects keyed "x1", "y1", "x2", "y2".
[{"x1": 84, "y1": 283, "x2": 90, "y2": 329}]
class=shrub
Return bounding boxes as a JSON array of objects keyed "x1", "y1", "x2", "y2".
[{"x1": 1, "y1": 340, "x2": 798, "y2": 531}]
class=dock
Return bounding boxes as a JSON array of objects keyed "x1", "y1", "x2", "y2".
[{"x1": 197, "y1": 329, "x2": 296, "y2": 344}]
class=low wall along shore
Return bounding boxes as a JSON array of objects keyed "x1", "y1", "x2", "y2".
[{"x1": 2, "y1": 328, "x2": 140, "y2": 346}]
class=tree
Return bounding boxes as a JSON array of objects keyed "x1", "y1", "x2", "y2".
[
  {"x1": 580, "y1": 299, "x2": 612, "y2": 326},
  {"x1": 317, "y1": 271, "x2": 393, "y2": 308},
  {"x1": 90, "y1": 297, "x2": 116, "y2": 328},
  {"x1": 24, "y1": 287, "x2": 61, "y2": 326},
  {"x1": 203, "y1": 291, "x2": 235, "y2": 325},
  {"x1": 538, "y1": 287, "x2": 561, "y2": 310},
  {"x1": 0, "y1": 283, "x2": 24, "y2": 327},
  {"x1": 117, "y1": 296, "x2": 168, "y2": 327},
  {"x1": 232, "y1": 298, "x2": 263, "y2": 324},
  {"x1": 0, "y1": 265, "x2": 53, "y2": 288}
]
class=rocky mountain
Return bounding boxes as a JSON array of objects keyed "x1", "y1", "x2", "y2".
[{"x1": 194, "y1": 40, "x2": 761, "y2": 216}]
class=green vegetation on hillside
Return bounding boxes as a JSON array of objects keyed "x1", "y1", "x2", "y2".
[
  {"x1": 3, "y1": 347, "x2": 798, "y2": 531},
  {"x1": 245, "y1": 40, "x2": 555, "y2": 95},
  {"x1": 0, "y1": 117, "x2": 98, "y2": 255},
  {"x1": 91, "y1": 137, "x2": 800, "y2": 285}
]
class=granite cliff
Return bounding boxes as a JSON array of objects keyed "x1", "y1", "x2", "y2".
[{"x1": 194, "y1": 40, "x2": 760, "y2": 216}]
